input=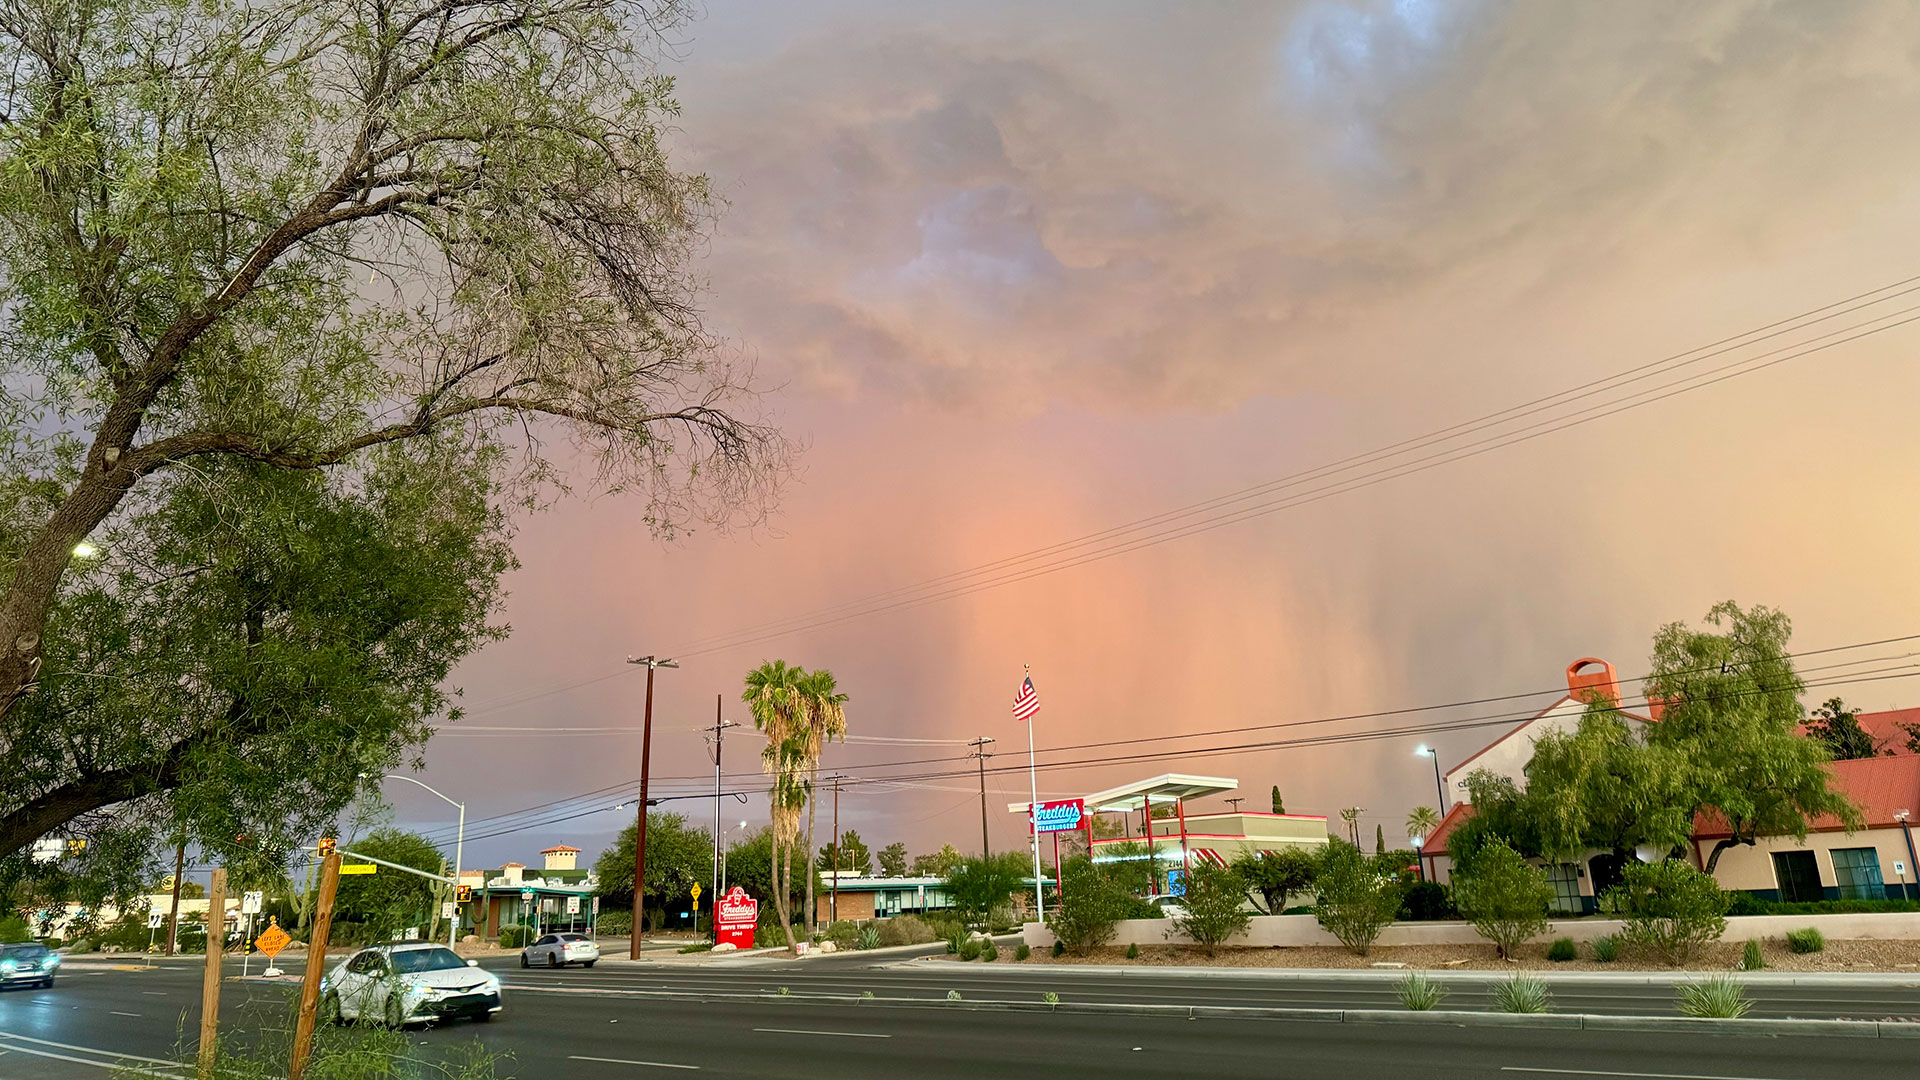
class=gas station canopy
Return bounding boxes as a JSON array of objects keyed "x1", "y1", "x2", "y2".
[{"x1": 1082, "y1": 773, "x2": 1238, "y2": 813}]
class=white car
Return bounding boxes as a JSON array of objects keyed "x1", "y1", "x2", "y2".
[
  {"x1": 320, "y1": 943, "x2": 501, "y2": 1027},
  {"x1": 1146, "y1": 894, "x2": 1188, "y2": 919},
  {"x1": 521, "y1": 931, "x2": 599, "y2": 968}
]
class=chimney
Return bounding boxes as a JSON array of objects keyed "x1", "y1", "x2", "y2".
[{"x1": 1565, "y1": 658, "x2": 1621, "y2": 707}]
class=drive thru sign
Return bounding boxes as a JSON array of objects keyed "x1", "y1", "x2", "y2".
[{"x1": 716, "y1": 886, "x2": 757, "y2": 949}]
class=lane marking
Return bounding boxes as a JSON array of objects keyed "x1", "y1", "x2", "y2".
[
  {"x1": 110, "y1": 1010, "x2": 142, "y2": 1017},
  {"x1": 142, "y1": 991, "x2": 169, "y2": 996},
  {"x1": 0, "y1": 1040, "x2": 187, "y2": 1076},
  {"x1": 1505, "y1": 1060, "x2": 1789, "y2": 1068},
  {"x1": 568, "y1": 1055, "x2": 700, "y2": 1070},
  {"x1": 752, "y1": 1028, "x2": 891, "y2": 1039},
  {"x1": 0, "y1": 1031, "x2": 187, "y2": 1067}
]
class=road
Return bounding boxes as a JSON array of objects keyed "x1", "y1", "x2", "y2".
[{"x1": 2, "y1": 954, "x2": 1918, "y2": 1079}]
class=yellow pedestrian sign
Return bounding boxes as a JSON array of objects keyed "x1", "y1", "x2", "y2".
[
  {"x1": 690, "y1": 883, "x2": 701, "y2": 900},
  {"x1": 339, "y1": 863, "x2": 376, "y2": 875}
]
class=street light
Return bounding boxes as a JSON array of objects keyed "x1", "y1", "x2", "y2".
[
  {"x1": 366, "y1": 773, "x2": 466, "y2": 948},
  {"x1": 625, "y1": 654, "x2": 678, "y2": 960},
  {"x1": 720, "y1": 820, "x2": 749, "y2": 893},
  {"x1": 1416, "y1": 745, "x2": 1447, "y2": 813},
  {"x1": 1897, "y1": 810, "x2": 1918, "y2": 902},
  {"x1": 1410, "y1": 833, "x2": 1426, "y2": 883}
]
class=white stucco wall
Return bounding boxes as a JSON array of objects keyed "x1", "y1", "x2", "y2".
[{"x1": 1444, "y1": 698, "x2": 1650, "y2": 804}]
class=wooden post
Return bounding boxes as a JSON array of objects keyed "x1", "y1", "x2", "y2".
[
  {"x1": 166, "y1": 842, "x2": 186, "y2": 956},
  {"x1": 198, "y1": 868, "x2": 226, "y2": 1079},
  {"x1": 289, "y1": 854, "x2": 340, "y2": 1080}
]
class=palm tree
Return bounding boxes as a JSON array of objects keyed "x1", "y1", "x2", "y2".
[
  {"x1": 1405, "y1": 806, "x2": 1441, "y2": 847},
  {"x1": 744, "y1": 660, "x2": 809, "y2": 952},
  {"x1": 796, "y1": 668, "x2": 849, "y2": 934},
  {"x1": 1339, "y1": 806, "x2": 1364, "y2": 847}
]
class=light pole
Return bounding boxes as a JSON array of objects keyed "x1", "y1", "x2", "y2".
[
  {"x1": 369, "y1": 773, "x2": 465, "y2": 947},
  {"x1": 720, "y1": 820, "x2": 749, "y2": 893},
  {"x1": 625, "y1": 654, "x2": 677, "y2": 959},
  {"x1": 703, "y1": 695, "x2": 738, "y2": 941},
  {"x1": 1417, "y1": 745, "x2": 1447, "y2": 813},
  {"x1": 1411, "y1": 834, "x2": 1426, "y2": 883},
  {"x1": 1897, "y1": 810, "x2": 1918, "y2": 902}
]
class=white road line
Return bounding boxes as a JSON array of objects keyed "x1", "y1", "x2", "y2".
[
  {"x1": 110, "y1": 1010, "x2": 142, "y2": 1017},
  {"x1": 751, "y1": 1028, "x2": 891, "y2": 1039},
  {"x1": 142, "y1": 991, "x2": 168, "y2": 996},
  {"x1": 1505, "y1": 1060, "x2": 1789, "y2": 1068},
  {"x1": 0, "y1": 1030, "x2": 187, "y2": 1067},
  {"x1": 0, "y1": 1040, "x2": 185, "y2": 1077},
  {"x1": 568, "y1": 1055, "x2": 700, "y2": 1070}
]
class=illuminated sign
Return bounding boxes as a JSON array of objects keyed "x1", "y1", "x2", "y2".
[{"x1": 1032, "y1": 799, "x2": 1086, "y2": 834}]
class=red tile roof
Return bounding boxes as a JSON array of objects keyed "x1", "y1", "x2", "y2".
[
  {"x1": 1694, "y1": 754, "x2": 1920, "y2": 838},
  {"x1": 1858, "y1": 707, "x2": 1920, "y2": 756},
  {"x1": 1419, "y1": 802, "x2": 1477, "y2": 856},
  {"x1": 540, "y1": 845, "x2": 581, "y2": 853}
]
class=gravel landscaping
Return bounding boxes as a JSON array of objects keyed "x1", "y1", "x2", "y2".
[{"x1": 1011, "y1": 937, "x2": 1920, "y2": 972}]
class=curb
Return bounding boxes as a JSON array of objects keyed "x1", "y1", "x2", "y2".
[
  {"x1": 492, "y1": 983, "x2": 1920, "y2": 1038},
  {"x1": 900, "y1": 961, "x2": 1920, "y2": 988}
]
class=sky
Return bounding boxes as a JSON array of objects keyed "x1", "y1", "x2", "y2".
[{"x1": 390, "y1": 0, "x2": 1920, "y2": 872}]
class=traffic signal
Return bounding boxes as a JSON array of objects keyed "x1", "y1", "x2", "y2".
[
  {"x1": 456, "y1": 885, "x2": 473, "y2": 903},
  {"x1": 317, "y1": 837, "x2": 336, "y2": 857}
]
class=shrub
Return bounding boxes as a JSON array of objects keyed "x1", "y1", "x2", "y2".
[
  {"x1": 823, "y1": 921, "x2": 862, "y2": 949},
  {"x1": 1313, "y1": 841, "x2": 1405, "y2": 956},
  {"x1": 1677, "y1": 975, "x2": 1753, "y2": 1019},
  {"x1": 1125, "y1": 942, "x2": 1139, "y2": 960},
  {"x1": 1452, "y1": 839, "x2": 1552, "y2": 959},
  {"x1": 957, "y1": 938, "x2": 982, "y2": 961},
  {"x1": 678, "y1": 942, "x2": 713, "y2": 953},
  {"x1": 1399, "y1": 881, "x2": 1457, "y2": 921},
  {"x1": 875, "y1": 915, "x2": 936, "y2": 947},
  {"x1": 944, "y1": 853, "x2": 1030, "y2": 928},
  {"x1": 1740, "y1": 939, "x2": 1766, "y2": 971},
  {"x1": 98, "y1": 915, "x2": 153, "y2": 952},
  {"x1": 1786, "y1": 927, "x2": 1825, "y2": 954},
  {"x1": 1723, "y1": 890, "x2": 1768, "y2": 917},
  {"x1": 1762, "y1": 898, "x2": 1920, "y2": 915},
  {"x1": 595, "y1": 910, "x2": 632, "y2": 937},
  {"x1": 1234, "y1": 847, "x2": 1319, "y2": 914},
  {"x1": 857, "y1": 925, "x2": 881, "y2": 951},
  {"x1": 980, "y1": 942, "x2": 997, "y2": 962},
  {"x1": 1590, "y1": 934, "x2": 1620, "y2": 963},
  {"x1": 0, "y1": 916, "x2": 29, "y2": 943},
  {"x1": 1547, "y1": 937, "x2": 1577, "y2": 962},
  {"x1": 1051, "y1": 940, "x2": 1065, "y2": 957},
  {"x1": 1614, "y1": 860, "x2": 1729, "y2": 966},
  {"x1": 1397, "y1": 972, "x2": 1447, "y2": 1011},
  {"x1": 498, "y1": 925, "x2": 531, "y2": 949},
  {"x1": 1169, "y1": 861, "x2": 1251, "y2": 955},
  {"x1": 1493, "y1": 973, "x2": 1552, "y2": 1014},
  {"x1": 1015, "y1": 943, "x2": 1030, "y2": 960},
  {"x1": 1043, "y1": 991, "x2": 1060, "y2": 1005},
  {"x1": 1049, "y1": 859, "x2": 1135, "y2": 956}
]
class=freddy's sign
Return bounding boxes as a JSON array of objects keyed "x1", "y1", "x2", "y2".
[{"x1": 1031, "y1": 798, "x2": 1086, "y2": 834}]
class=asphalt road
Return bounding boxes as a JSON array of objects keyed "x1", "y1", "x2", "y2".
[{"x1": 3, "y1": 955, "x2": 1919, "y2": 1079}]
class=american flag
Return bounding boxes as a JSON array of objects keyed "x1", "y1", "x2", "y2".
[{"x1": 1012, "y1": 675, "x2": 1039, "y2": 721}]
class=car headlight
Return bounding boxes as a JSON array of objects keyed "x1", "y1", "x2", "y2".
[
  {"x1": 482, "y1": 975, "x2": 500, "y2": 992},
  {"x1": 0, "y1": 960, "x2": 16, "y2": 973},
  {"x1": 41, "y1": 956, "x2": 57, "y2": 968}
]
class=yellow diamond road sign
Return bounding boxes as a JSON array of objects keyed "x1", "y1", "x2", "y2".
[
  {"x1": 255, "y1": 919, "x2": 292, "y2": 960},
  {"x1": 690, "y1": 883, "x2": 701, "y2": 900}
]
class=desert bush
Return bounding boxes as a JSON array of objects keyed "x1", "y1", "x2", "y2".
[
  {"x1": 1048, "y1": 858, "x2": 1136, "y2": 956},
  {"x1": 595, "y1": 911, "x2": 633, "y2": 937},
  {"x1": 1313, "y1": 841, "x2": 1404, "y2": 956},
  {"x1": 1547, "y1": 937, "x2": 1577, "y2": 962},
  {"x1": 497, "y1": 925, "x2": 530, "y2": 949},
  {"x1": 823, "y1": 921, "x2": 861, "y2": 948},
  {"x1": 1399, "y1": 881, "x2": 1456, "y2": 921},
  {"x1": 1015, "y1": 943, "x2": 1030, "y2": 960},
  {"x1": 1723, "y1": 890, "x2": 1768, "y2": 917},
  {"x1": 0, "y1": 916, "x2": 29, "y2": 943},
  {"x1": 980, "y1": 941, "x2": 997, "y2": 962},
  {"x1": 1493, "y1": 973, "x2": 1552, "y2": 1014},
  {"x1": 1786, "y1": 927, "x2": 1825, "y2": 954},
  {"x1": 1614, "y1": 860, "x2": 1729, "y2": 966},
  {"x1": 1740, "y1": 939, "x2": 1766, "y2": 970},
  {"x1": 957, "y1": 938, "x2": 982, "y2": 961},
  {"x1": 875, "y1": 915, "x2": 935, "y2": 947},
  {"x1": 1169, "y1": 861, "x2": 1252, "y2": 955},
  {"x1": 1397, "y1": 971, "x2": 1446, "y2": 1010},
  {"x1": 1452, "y1": 839, "x2": 1552, "y2": 959},
  {"x1": 1678, "y1": 975, "x2": 1753, "y2": 1019},
  {"x1": 1051, "y1": 940, "x2": 1064, "y2": 957},
  {"x1": 1125, "y1": 942, "x2": 1139, "y2": 959},
  {"x1": 857, "y1": 924, "x2": 880, "y2": 950},
  {"x1": 1590, "y1": 934, "x2": 1620, "y2": 963}
]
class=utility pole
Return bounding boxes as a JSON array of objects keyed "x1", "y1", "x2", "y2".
[
  {"x1": 703, "y1": 694, "x2": 737, "y2": 941},
  {"x1": 968, "y1": 737, "x2": 995, "y2": 859},
  {"x1": 198, "y1": 867, "x2": 226, "y2": 1080},
  {"x1": 288, "y1": 852, "x2": 340, "y2": 1080},
  {"x1": 828, "y1": 774, "x2": 844, "y2": 923},
  {"x1": 626, "y1": 654, "x2": 678, "y2": 960},
  {"x1": 1225, "y1": 798, "x2": 1244, "y2": 813},
  {"x1": 166, "y1": 842, "x2": 185, "y2": 956}
]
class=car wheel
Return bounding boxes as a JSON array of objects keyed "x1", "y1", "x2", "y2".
[
  {"x1": 383, "y1": 993, "x2": 405, "y2": 1030},
  {"x1": 519, "y1": 952, "x2": 529, "y2": 968},
  {"x1": 320, "y1": 992, "x2": 343, "y2": 1026},
  {"x1": 475, "y1": 1010, "x2": 495, "y2": 1023},
  {"x1": 583, "y1": 959, "x2": 596, "y2": 968},
  {"x1": 41, "y1": 975, "x2": 54, "y2": 989},
  {"x1": 549, "y1": 951, "x2": 562, "y2": 969}
]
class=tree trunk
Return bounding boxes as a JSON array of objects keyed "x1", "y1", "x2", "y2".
[
  {"x1": 775, "y1": 830, "x2": 797, "y2": 954},
  {"x1": 804, "y1": 766, "x2": 818, "y2": 933},
  {"x1": 1703, "y1": 835, "x2": 1750, "y2": 874}
]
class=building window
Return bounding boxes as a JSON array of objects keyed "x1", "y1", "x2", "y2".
[
  {"x1": 1545, "y1": 863, "x2": 1582, "y2": 914},
  {"x1": 1831, "y1": 847, "x2": 1885, "y2": 901},
  {"x1": 1771, "y1": 851, "x2": 1822, "y2": 903}
]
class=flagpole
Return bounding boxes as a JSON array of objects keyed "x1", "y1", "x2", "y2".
[{"x1": 1026, "y1": 666, "x2": 1044, "y2": 924}]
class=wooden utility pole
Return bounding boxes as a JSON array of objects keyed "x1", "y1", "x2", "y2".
[
  {"x1": 198, "y1": 868, "x2": 226, "y2": 1079},
  {"x1": 289, "y1": 853, "x2": 340, "y2": 1080},
  {"x1": 626, "y1": 654, "x2": 677, "y2": 960},
  {"x1": 828, "y1": 774, "x2": 843, "y2": 923},
  {"x1": 165, "y1": 842, "x2": 185, "y2": 956},
  {"x1": 968, "y1": 737, "x2": 995, "y2": 859}
]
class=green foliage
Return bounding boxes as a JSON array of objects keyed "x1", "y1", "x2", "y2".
[
  {"x1": 1049, "y1": 857, "x2": 1136, "y2": 955},
  {"x1": 722, "y1": 829, "x2": 807, "y2": 914},
  {"x1": 594, "y1": 911, "x2": 632, "y2": 937},
  {"x1": 1051, "y1": 940, "x2": 1065, "y2": 957},
  {"x1": 857, "y1": 925, "x2": 880, "y2": 951},
  {"x1": 1399, "y1": 881, "x2": 1457, "y2": 921},
  {"x1": 332, "y1": 829, "x2": 445, "y2": 937},
  {"x1": 1615, "y1": 861, "x2": 1730, "y2": 965},
  {"x1": 1590, "y1": 934, "x2": 1620, "y2": 962},
  {"x1": 1723, "y1": 890, "x2": 1769, "y2": 917},
  {"x1": 1741, "y1": 939, "x2": 1767, "y2": 970},
  {"x1": 1271, "y1": 786, "x2": 1284, "y2": 815},
  {"x1": 1492, "y1": 973, "x2": 1552, "y2": 1014},
  {"x1": 138, "y1": 1011, "x2": 508, "y2": 1080},
  {"x1": 1125, "y1": 942, "x2": 1139, "y2": 960},
  {"x1": 1405, "y1": 807, "x2": 1441, "y2": 845},
  {"x1": 1547, "y1": 937, "x2": 1577, "y2": 962},
  {"x1": 1396, "y1": 972, "x2": 1447, "y2": 1011},
  {"x1": 1170, "y1": 861, "x2": 1251, "y2": 955},
  {"x1": 979, "y1": 941, "x2": 997, "y2": 962},
  {"x1": 875, "y1": 915, "x2": 935, "y2": 947},
  {"x1": 1786, "y1": 927, "x2": 1826, "y2": 954},
  {"x1": 909, "y1": 845, "x2": 966, "y2": 877},
  {"x1": 1015, "y1": 943, "x2": 1030, "y2": 960},
  {"x1": 1313, "y1": 841, "x2": 1404, "y2": 956},
  {"x1": 1751, "y1": 898, "x2": 1919, "y2": 915},
  {"x1": 957, "y1": 938, "x2": 982, "y2": 961},
  {"x1": 822, "y1": 921, "x2": 862, "y2": 948},
  {"x1": 677, "y1": 942, "x2": 713, "y2": 954},
  {"x1": 820, "y1": 830, "x2": 873, "y2": 876},
  {"x1": 943, "y1": 853, "x2": 1029, "y2": 928},
  {"x1": 593, "y1": 813, "x2": 714, "y2": 912},
  {"x1": 497, "y1": 926, "x2": 530, "y2": 949},
  {"x1": 1043, "y1": 990, "x2": 1060, "y2": 1004},
  {"x1": 1806, "y1": 698, "x2": 1881, "y2": 760},
  {"x1": 877, "y1": 843, "x2": 909, "y2": 878},
  {"x1": 1375, "y1": 825, "x2": 1386, "y2": 855},
  {"x1": 1233, "y1": 847, "x2": 1318, "y2": 914},
  {"x1": 0, "y1": 915, "x2": 28, "y2": 942},
  {"x1": 1678, "y1": 975, "x2": 1753, "y2": 1019},
  {"x1": 1452, "y1": 838, "x2": 1552, "y2": 959}
]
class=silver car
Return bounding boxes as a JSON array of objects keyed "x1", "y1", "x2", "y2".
[
  {"x1": 0, "y1": 943, "x2": 57, "y2": 989},
  {"x1": 319, "y1": 943, "x2": 501, "y2": 1027},
  {"x1": 521, "y1": 932, "x2": 599, "y2": 968}
]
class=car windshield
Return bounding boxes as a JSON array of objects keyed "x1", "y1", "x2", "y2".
[
  {"x1": 388, "y1": 948, "x2": 467, "y2": 974},
  {"x1": 1, "y1": 945, "x2": 49, "y2": 961}
]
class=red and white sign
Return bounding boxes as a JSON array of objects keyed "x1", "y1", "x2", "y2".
[
  {"x1": 1029, "y1": 798, "x2": 1086, "y2": 834},
  {"x1": 716, "y1": 886, "x2": 757, "y2": 949}
]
